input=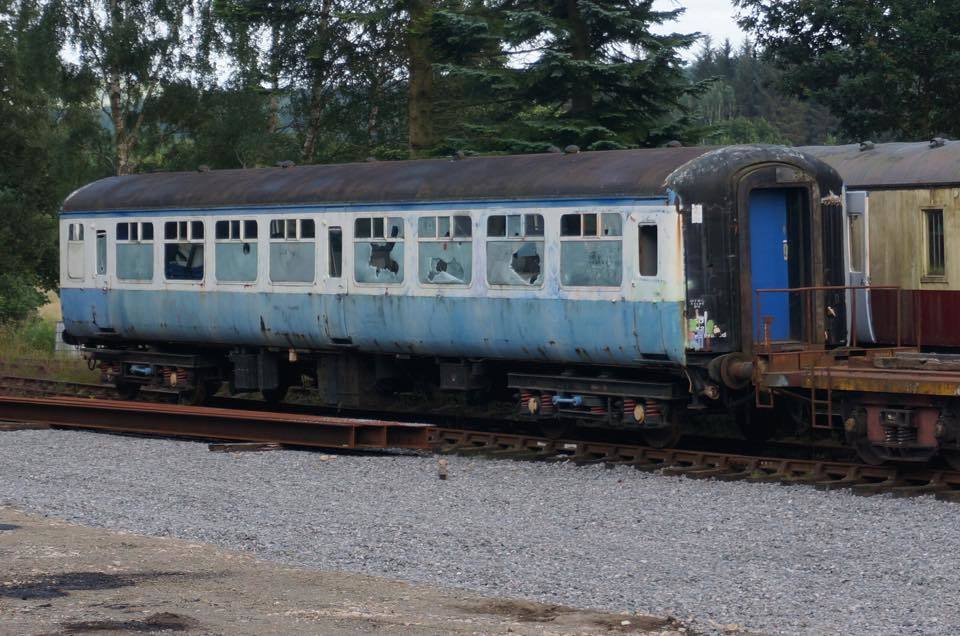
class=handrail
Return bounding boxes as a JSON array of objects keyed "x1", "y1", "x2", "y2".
[{"x1": 753, "y1": 284, "x2": 906, "y2": 351}]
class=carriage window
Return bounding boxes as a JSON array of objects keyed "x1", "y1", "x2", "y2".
[
  {"x1": 638, "y1": 224, "x2": 658, "y2": 277},
  {"x1": 164, "y1": 220, "x2": 203, "y2": 281},
  {"x1": 418, "y1": 215, "x2": 472, "y2": 285},
  {"x1": 560, "y1": 212, "x2": 623, "y2": 287},
  {"x1": 67, "y1": 223, "x2": 85, "y2": 279},
  {"x1": 116, "y1": 222, "x2": 154, "y2": 281},
  {"x1": 269, "y1": 218, "x2": 315, "y2": 283},
  {"x1": 925, "y1": 209, "x2": 945, "y2": 276},
  {"x1": 354, "y1": 216, "x2": 404, "y2": 284},
  {"x1": 486, "y1": 213, "x2": 544, "y2": 287},
  {"x1": 96, "y1": 230, "x2": 107, "y2": 275},
  {"x1": 329, "y1": 227, "x2": 342, "y2": 277},
  {"x1": 215, "y1": 219, "x2": 258, "y2": 282}
]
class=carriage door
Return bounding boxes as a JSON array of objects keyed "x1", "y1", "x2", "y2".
[
  {"x1": 750, "y1": 189, "x2": 792, "y2": 341},
  {"x1": 845, "y1": 191, "x2": 875, "y2": 343},
  {"x1": 91, "y1": 228, "x2": 113, "y2": 331},
  {"x1": 320, "y1": 224, "x2": 351, "y2": 344}
]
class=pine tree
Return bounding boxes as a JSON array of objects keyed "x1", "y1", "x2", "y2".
[{"x1": 431, "y1": 0, "x2": 702, "y2": 153}]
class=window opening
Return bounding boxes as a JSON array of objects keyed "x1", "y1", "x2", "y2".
[
  {"x1": 329, "y1": 227, "x2": 343, "y2": 278},
  {"x1": 418, "y1": 215, "x2": 472, "y2": 285},
  {"x1": 215, "y1": 219, "x2": 258, "y2": 282},
  {"x1": 848, "y1": 214, "x2": 864, "y2": 274},
  {"x1": 638, "y1": 224, "x2": 658, "y2": 277},
  {"x1": 926, "y1": 209, "x2": 945, "y2": 276},
  {"x1": 164, "y1": 220, "x2": 204, "y2": 281},
  {"x1": 560, "y1": 212, "x2": 623, "y2": 287},
  {"x1": 116, "y1": 222, "x2": 154, "y2": 281},
  {"x1": 354, "y1": 216, "x2": 404, "y2": 284},
  {"x1": 96, "y1": 230, "x2": 107, "y2": 276},
  {"x1": 269, "y1": 218, "x2": 315, "y2": 283},
  {"x1": 486, "y1": 213, "x2": 545, "y2": 286}
]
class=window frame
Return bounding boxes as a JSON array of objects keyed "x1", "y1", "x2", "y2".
[
  {"x1": 66, "y1": 223, "x2": 86, "y2": 281},
  {"x1": 417, "y1": 214, "x2": 473, "y2": 287},
  {"x1": 923, "y1": 207, "x2": 946, "y2": 280},
  {"x1": 637, "y1": 222, "x2": 659, "y2": 279},
  {"x1": 352, "y1": 215, "x2": 405, "y2": 286},
  {"x1": 115, "y1": 221, "x2": 155, "y2": 283},
  {"x1": 214, "y1": 218, "x2": 259, "y2": 284},
  {"x1": 163, "y1": 219, "x2": 206, "y2": 283},
  {"x1": 268, "y1": 218, "x2": 316, "y2": 285},
  {"x1": 558, "y1": 211, "x2": 624, "y2": 289},
  {"x1": 485, "y1": 213, "x2": 546, "y2": 289}
]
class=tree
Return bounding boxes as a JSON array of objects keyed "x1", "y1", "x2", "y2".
[
  {"x1": 685, "y1": 38, "x2": 837, "y2": 145},
  {"x1": 429, "y1": 0, "x2": 703, "y2": 153},
  {"x1": 59, "y1": 0, "x2": 202, "y2": 174},
  {"x1": 735, "y1": 0, "x2": 960, "y2": 141},
  {"x1": 0, "y1": 0, "x2": 91, "y2": 320}
]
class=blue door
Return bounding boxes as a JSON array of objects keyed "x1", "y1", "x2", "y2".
[{"x1": 750, "y1": 190, "x2": 791, "y2": 341}]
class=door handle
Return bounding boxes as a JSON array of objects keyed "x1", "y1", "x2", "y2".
[{"x1": 782, "y1": 240, "x2": 789, "y2": 261}]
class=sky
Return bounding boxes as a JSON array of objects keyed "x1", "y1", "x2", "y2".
[{"x1": 652, "y1": 0, "x2": 748, "y2": 58}]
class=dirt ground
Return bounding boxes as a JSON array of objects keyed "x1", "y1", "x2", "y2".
[{"x1": 0, "y1": 507, "x2": 690, "y2": 636}]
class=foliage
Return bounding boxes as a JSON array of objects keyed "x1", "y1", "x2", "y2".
[
  {"x1": 735, "y1": 0, "x2": 960, "y2": 141},
  {"x1": 430, "y1": 0, "x2": 705, "y2": 152},
  {"x1": 685, "y1": 38, "x2": 837, "y2": 146}
]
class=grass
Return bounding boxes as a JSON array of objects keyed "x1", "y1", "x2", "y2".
[{"x1": 0, "y1": 317, "x2": 100, "y2": 384}]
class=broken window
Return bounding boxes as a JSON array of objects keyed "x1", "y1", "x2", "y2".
[
  {"x1": 164, "y1": 220, "x2": 204, "y2": 281},
  {"x1": 215, "y1": 219, "x2": 258, "y2": 282},
  {"x1": 354, "y1": 216, "x2": 404, "y2": 284},
  {"x1": 329, "y1": 227, "x2": 342, "y2": 278},
  {"x1": 116, "y1": 222, "x2": 154, "y2": 281},
  {"x1": 560, "y1": 212, "x2": 623, "y2": 287},
  {"x1": 67, "y1": 223, "x2": 85, "y2": 280},
  {"x1": 269, "y1": 218, "x2": 315, "y2": 283},
  {"x1": 638, "y1": 224, "x2": 658, "y2": 277},
  {"x1": 486, "y1": 213, "x2": 545, "y2": 286},
  {"x1": 418, "y1": 215, "x2": 472, "y2": 285}
]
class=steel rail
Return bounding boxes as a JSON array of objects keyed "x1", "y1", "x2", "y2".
[
  {"x1": 0, "y1": 395, "x2": 433, "y2": 450},
  {"x1": 431, "y1": 428, "x2": 960, "y2": 501}
]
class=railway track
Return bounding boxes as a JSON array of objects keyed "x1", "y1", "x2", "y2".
[{"x1": 2, "y1": 376, "x2": 960, "y2": 501}]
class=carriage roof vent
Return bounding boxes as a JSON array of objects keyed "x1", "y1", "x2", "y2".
[
  {"x1": 197, "y1": 164, "x2": 210, "y2": 173},
  {"x1": 930, "y1": 137, "x2": 948, "y2": 148},
  {"x1": 859, "y1": 141, "x2": 875, "y2": 151},
  {"x1": 276, "y1": 160, "x2": 295, "y2": 168},
  {"x1": 563, "y1": 145, "x2": 580, "y2": 154},
  {"x1": 665, "y1": 140, "x2": 683, "y2": 148}
]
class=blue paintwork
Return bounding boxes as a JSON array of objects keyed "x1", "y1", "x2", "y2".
[
  {"x1": 749, "y1": 189, "x2": 790, "y2": 340},
  {"x1": 59, "y1": 195, "x2": 669, "y2": 218},
  {"x1": 61, "y1": 288, "x2": 687, "y2": 365}
]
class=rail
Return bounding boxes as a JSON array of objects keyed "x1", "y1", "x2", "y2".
[{"x1": 0, "y1": 395, "x2": 433, "y2": 450}]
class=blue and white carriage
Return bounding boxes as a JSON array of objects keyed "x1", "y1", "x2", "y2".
[{"x1": 60, "y1": 145, "x2": 843, "y2": 443}]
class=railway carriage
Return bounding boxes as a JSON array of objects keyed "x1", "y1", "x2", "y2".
[{"x1": 60, "y1": 145, "x2": 844, "y2": 446}]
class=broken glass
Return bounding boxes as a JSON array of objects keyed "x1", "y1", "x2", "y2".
[
  {"x1": 486, "y1": 241, "x2": 544, "y2": 286},
  {"x1": 355, "y1": 242, "x2": 404, "y2": 283},
  {"x1": 419, "y1": 241, "x2": 472, "y2": 284}
]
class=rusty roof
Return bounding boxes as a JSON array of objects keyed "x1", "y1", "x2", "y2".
[
  {"x1": 802, "y1": 141, "x2": 960, "y2": 189},
  {"x1": 62, "y1": 147, "x2": 716, "y2": 212}
]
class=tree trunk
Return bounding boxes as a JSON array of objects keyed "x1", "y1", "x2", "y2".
[
  {"x1": 566, "y1": 0, "x2": 592, "y2": 115},
  {"x1": 109, "y1": 0, "x2": 129, "y2": 175},
  {"x1": 406, "y1": 0, "x2": 434, "y2": 155},
  {"x1": 300, "y1": 75, "x2": 327, "y2": 162}
]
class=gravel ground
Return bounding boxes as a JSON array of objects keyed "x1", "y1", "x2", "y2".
[{"x1": 1, "y1": 429, "x2": 957, "y2": 635}]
